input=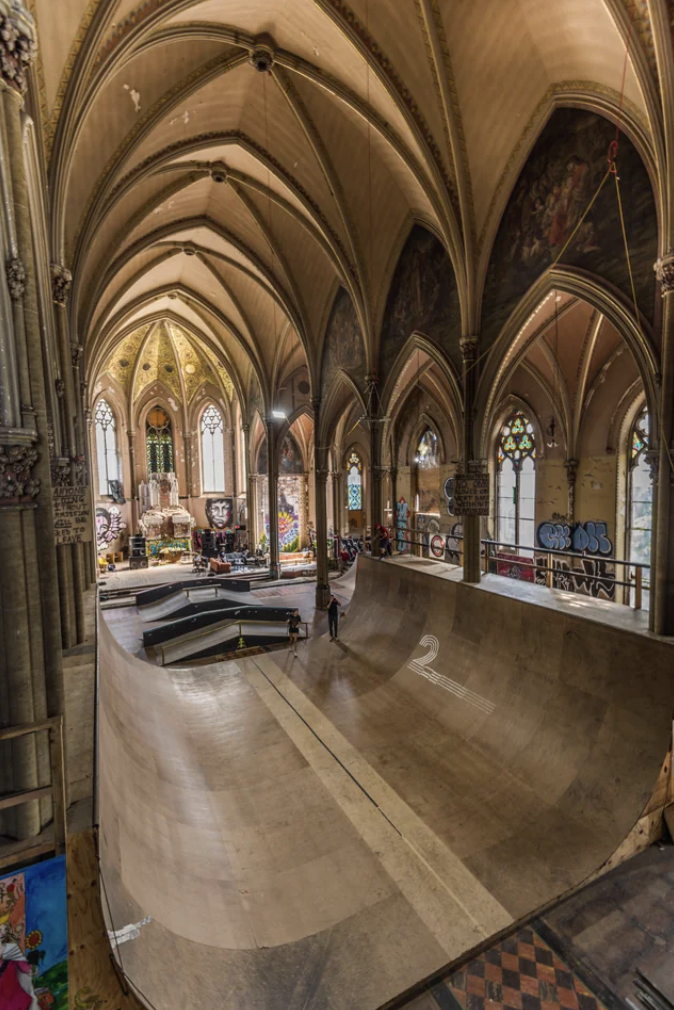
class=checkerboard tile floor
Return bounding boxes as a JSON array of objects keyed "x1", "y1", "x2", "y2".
[{"x1": 429, "y1": 927, "x2": 610, "y2": 1010}]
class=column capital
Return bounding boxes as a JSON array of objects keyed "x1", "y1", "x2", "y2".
[
  {"x1": 316, "y1": 466, "x2": 330, "y2": 482},
  {"x1": 644, "y1": 448, "x2": 660, "y2": 485},
  {"x1": 70, "y1": 342, "x2": 84, "y2": 367},
  {"x1": 459, "y1": 335, "x2": 479, "y2": 363},
  {"x1": 6, "y1": 256, "x2": 25, "y2": 300},
  {"x1": 0, "y1": 0, "x2": 37, "y2": 96},
  {"x1": 654, "y1": 253, "x2": 674, "y2": 296},
  {"x1": 564, "y1": 457, "x2": 579, "y2": 483},
  {"x1": 0, "y1": 442, "x2": 39, "y2": 501},
  {"x1": 51, "y1": 264, "x2": 72, "y2": 305}
]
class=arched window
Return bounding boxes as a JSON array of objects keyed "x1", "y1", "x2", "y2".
[
  {"x1": 347, "y1": 451, "x2": 363, "y2": 511},
  {"x1": 415, "y1": 428, "x2": 439, "y2": 468},
  {"x1": 201, "y1": 404, "x2": 225, "y2": 492},
  {"x1": 628, "y1": 408, "x2": 651, "y2": 603},
  {"x1": 497, "y1": 411, "x2": 536, "y2": 550},
  {"x1": 146, "y1": 406, "x2": 173, "y2": 475},
  {"x1": 94, "y1": 399, "x2": 119, "y2": 497}
]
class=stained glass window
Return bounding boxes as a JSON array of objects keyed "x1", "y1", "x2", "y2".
[
  {"x1": 201, "y1": 404, "x2": 225, "y2": 492},
  {"x1": 628, "y1": 408, "x2": 651, "y2": 607},
  {"x1": 416, "y1": 429, "x2": 439, "y2": 469},
  {"x1": 95, "y1": 399, "x2": 119, "y2": 497},
  {"x1": 146, "y1": 406, "x2": 173, "y2": 475},
  {"x1": 497, "y1": 411, "x2": 536, "y2": 551},
  {"x1": 347, "y1": 451, "x2": 363, "y2": 511}
]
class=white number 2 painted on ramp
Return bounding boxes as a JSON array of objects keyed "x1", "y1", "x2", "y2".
[{"x1": 409, "y1": 635, "x2": 495, "y2": 715}]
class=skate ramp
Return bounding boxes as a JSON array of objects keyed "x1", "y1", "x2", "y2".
[{"x1": 97, "y1": 557, "x2": 674, "y2": 1010}]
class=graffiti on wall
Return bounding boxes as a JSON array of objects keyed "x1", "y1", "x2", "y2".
[
  {"x1": 278, "y1": 480, "x2": 301, "y2": 552},
  {"x1": 535, "y1": 555, "x2": 616, "y2": 601},
  {"x1": 0, "y1": 855, "x2": 68, "y2": 1010},
  {"x1": 95, "y1": 504, "x2": 127, "y2": 551},
  {"x1": 396, "y1": 498, "x2": 409, "y2": 552},
  {"x1": 536, "y1": 520, "x2": 613, "y2": 556},
  {"x1": 206, "y1": 498, "x2": 233, "y2": 530}
]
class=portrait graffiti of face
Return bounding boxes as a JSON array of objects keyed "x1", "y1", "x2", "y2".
[{"x1": 206, "y1": 498, "x2": 233, "y2": 530}]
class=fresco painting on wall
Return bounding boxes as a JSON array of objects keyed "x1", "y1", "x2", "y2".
[
  {"x1": 482, "y1": 109, "x2": 658, "y2": 347},
  {"x1": 279, "y1": 433, "x2": 303, "y2": 474},
  {"x1": 0, "y1": 855, "x2": 68, "y2": 1010},
  {"x1": 206, "y1": 498, "x2": 233, "y2": 530},
  {"x1": 95, "y1": 504, "x2": 127, "y2": 551},
  {"x1": 380, "y1": 225, "x2": 461, "y2": 378},
  {"x1": 321, "y1": 287, "x2": 366, "y2": 392}
]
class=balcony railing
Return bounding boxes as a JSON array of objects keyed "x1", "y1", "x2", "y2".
[{"x1": 394, "y1": 526, "x2": 649, "y2": 610}]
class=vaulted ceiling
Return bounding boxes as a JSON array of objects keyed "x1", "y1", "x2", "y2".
[{"x1": 29, "y1": 0, "x2": 670, "y2": 413}]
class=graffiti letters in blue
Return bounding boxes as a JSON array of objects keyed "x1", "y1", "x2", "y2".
[{"x1": 536, "y1": 520, "x2": 613, "y2": 556}]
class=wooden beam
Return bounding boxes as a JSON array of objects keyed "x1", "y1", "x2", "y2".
[
  {"x1": 0, "y1": 841, "x2": 56, "y2": 872},
  {"x1": 0, "y1": 717, "x2": 61, "y2": 742},
  {"x1": 0, "y1": 785, "x2": 53, "y2": 812}
]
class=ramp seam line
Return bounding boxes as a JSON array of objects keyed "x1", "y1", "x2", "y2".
[{"x1": 250, "y1": 657, "x2": 402, "y2": 836}]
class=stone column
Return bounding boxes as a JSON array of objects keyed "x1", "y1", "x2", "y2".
[
  {"x1": 564, "y1": 458, "x2": 579, "y2": 522},
  {"x1": 230, "y1": 428, "x2": 238, "y2": 497},
  {"x1": 312, "y1": 398, "x2": 330, "y2": 608},
  {"x1": 266, "y1": 420, "x2": 280, "y2": 579},
  {"x1": 389, "y1": 466, "x2": 398, "y2": 549},
  {"x1": 248, "y1": 475, "x2": 258, "y2": 546},
  {"x1": 653, "y1": 253, "x2": 674, "y2": 633},
  {"x1": 330, "y1": 470, "x2": 341, "y2": 538},
  {"x1": 460, "y1": 335, "x2": 481, "y2": 583}
]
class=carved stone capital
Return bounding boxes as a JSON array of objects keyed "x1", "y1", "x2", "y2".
[
  {"x1": 0, "y1": 442, "x2": 39, "y2": 500},
  {"x1": 80, "y1": 379, "x2": 88, "y2": 400},
  {"x1": 0, "y1": 0, "x2": 37, "y2": 95},
  {"x1": 459, "y1": 335, "x2": 479, "y2": 363},
  {"x1": 654, "y1": 253, "x2": 674, "y2": 296},
  {"x1": 564, "y1": 458, "x2": 579, "y2": 484},
  {"x1": 70, "y1": 342, "x2": 84, "y2": 367},
  {"x1": 315, "y1": 467, "x2": 330, "y2": 483},
  {"x1": 250, "y1": 35, "x2": 275, "y2": 72},
  {"x1": 6, "y1": 256, "x2": 25, "y2": 300},
  {"x1": 50, "y1": 458, "x2": 70, "y2": 488},
  {"x1": 71, "y1": 454, "x2": 88, "y2": 486},
  {"x1": 644, "y1": 448, "x2": 660, "y2": 485},
  {"x1": 55, "y1": 378, "x2": 65, "y2": 398},
  {"x1": 373, "y1": 465, "x2": 389, "y2": 482},
  {"x1": 51, "y1": 264, "x2": 72, "y2": 305}
]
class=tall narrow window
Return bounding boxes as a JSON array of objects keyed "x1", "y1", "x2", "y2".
[
  {"x1": 146, "y1": 406, "x2": 173, "y2": 474},
  {"x1": 347, "y1": 451, "x2": 363, "y2": 511},
  {"x1": 415, "y1": 428, "x2": 440, "y2": 513},
  {"x1": 201, "y1": 404, "x2": 225, "y2": 492},
  {"x1": 95, "y1": 399, "x2": 119, "y2": 497},
  {"x1": 497, "y1": 411, "x2": 536, "y2": 551},
  {"x1": 628, "y1": 408, "x2": 651, "y2": 606}
]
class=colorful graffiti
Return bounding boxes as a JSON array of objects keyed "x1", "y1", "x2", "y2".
[
  {"x1": 278, "y1": 480, "x2": 301, "y2": 552},
  {"x1": 396, "y1": 498, "x2": 409, "y2": 552},
  {"x1": 0, "y1": 856, "x2": 68, "y2": 1010},
  {"x1": 536, "y1": 520, "x2": 613, "y2": 556}
]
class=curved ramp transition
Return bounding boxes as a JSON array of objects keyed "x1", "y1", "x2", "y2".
[{"x1": 98, "y1": 557, "x2": 674, "y2": 1010}]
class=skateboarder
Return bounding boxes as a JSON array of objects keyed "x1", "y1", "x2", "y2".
[
  {"x1": 327, "y1": 594, "x2": 341, "y2": 641},
  {"x1": 287, "y1": 609, "x2": 302, "y2": 656}
]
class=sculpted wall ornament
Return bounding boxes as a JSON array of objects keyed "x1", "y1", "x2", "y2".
[
  {"x1": 51, "y1": 264, "x2": 72, "y2": 305},
  {"x1": 0, "y1": 0, "x2": 37, "y2": 95},
  {"x1": 6, "y1": 256, "x2": 25, "y2": 300},
  {"x1": 71, "y1": 343, "x2": 84, "y2": 367},
  {"x1": 50, "y1": 459, "x2": 70, "y2": 488},
  {"x1": 0, "y1": 443, "x2": 39, "y2": 500},
  {"x1": 55, "y1": 378, "x2": 65, "y2": 398},
  {"x1": 654, "y1": 254, "x2": 674, "y2": 296}
]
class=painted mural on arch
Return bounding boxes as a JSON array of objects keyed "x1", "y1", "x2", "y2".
[
  {"x1": 379, "y1": 225, "x2": 461, "y2": 379},
  {"x1": 482, "y1": 109, "x2": 658, "y2": 348},
  {"x1": 0, "y1": 855, "x2": 68, "y2": 1010},
  {"x1": 321, "y1": 287, "x2": 366, "y2": 392},
  {"x1": 279, "y1": 433, "x2": 303, "y2": 474}
]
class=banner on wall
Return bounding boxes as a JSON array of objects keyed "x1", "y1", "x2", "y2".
[
  {"x1": 278, "y1": 483, "x2": 300, "y2": 552},
  {"x1": 96, "y1": 504, "x2": 128, "y2": 551},
  {"x1": 0, "y1": 854, "x2": 68, "y2": 1009},
  {"x1": 396, "y1": 498, "x2": 409, "y2": 552},
  {"x1": 206, "y1": 497, "x2": 233, "y2": 530}
]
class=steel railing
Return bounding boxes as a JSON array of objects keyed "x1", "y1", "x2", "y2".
[
  {"x1": 393, "y1": 526, "x2": 649, "y2": 610},
  {"x1": 155, "y1": 618, "x2": 310, "y2": 665}
]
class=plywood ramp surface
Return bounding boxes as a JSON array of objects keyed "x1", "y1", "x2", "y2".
[{"x1": 97, "y1": 558, "x2": 674, "y2": 1010}]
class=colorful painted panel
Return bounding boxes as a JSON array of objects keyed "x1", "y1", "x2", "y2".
[
  {"x1": 321, "y1": 287, "x2": 366, "y2": 392},
  {"x1": 482, "y1": 109, "x2": 657, "y2": 347},
  {"x1": 278, "y1": 480, "x2": 301, "y2": 553},
  {"x1": 0, "y1": 855, "x2": 68, "y2": 1010},
  {"x1": 279, "y1": 433, "x2": 303, "y2": 474},
  {"x1": 379, "y1": 225, "x2": 461, "y2": 379}
]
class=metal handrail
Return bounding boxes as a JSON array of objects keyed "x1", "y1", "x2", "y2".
[
  {"x1": 393, "y1": 525, "x2": 649, "y2": 609},
  {"x1": 157, "y1": 618, "x2": 310, "y2": 665}
]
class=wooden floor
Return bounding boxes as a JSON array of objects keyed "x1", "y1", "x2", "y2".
[{"x1": 67, "y1": 830, "x2": 143, "y2": 1010}]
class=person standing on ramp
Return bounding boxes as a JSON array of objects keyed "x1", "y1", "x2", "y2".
[
  {"x1": 287, "y1": 609, "x2": 302, "y2": 657},
  {"x1": 328, "y1": 594, "x2": 342, "y2": 641}
]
